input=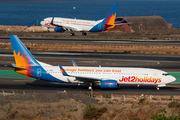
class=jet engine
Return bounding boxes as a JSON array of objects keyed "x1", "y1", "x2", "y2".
[
  {"x1": 54, "y1": 27, "x2": 65, "y2": 33},
  {"x1": 100, "y1": 80, "x2": 118, "y2": 88}
]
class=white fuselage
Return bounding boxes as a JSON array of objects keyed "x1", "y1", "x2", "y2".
[
  {"x1": 39, "y1": 63, "x2": 176, "y2": 86},
  {"x1": 40, "y1": 17, "x2": 102, "y2": 31}
]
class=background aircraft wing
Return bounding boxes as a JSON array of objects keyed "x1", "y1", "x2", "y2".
[
  {"x1": 50, "y1": 17, "x2": 82, "y2": 31},
  {"x1": 62, "y1": 25, "x2": 82, "y2": 32}
]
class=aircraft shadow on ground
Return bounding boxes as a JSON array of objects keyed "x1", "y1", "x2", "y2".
[
  {"x1": 24, "y1": 80, "x2": 177, "y2": 91},
  {"x1": 0, "y1": 79, "x2": 176, "y2": 91},
  {"x1": 25, "y1": 80, "x2": 89, "y2": 90}
]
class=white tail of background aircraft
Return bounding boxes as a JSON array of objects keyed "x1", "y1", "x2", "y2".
[
  {"x1": 40, "y1": 3, "x2": 129, "y2": 36},
  {"x1": 10, "y1": 35, "x2": 176, "y2": 90}
]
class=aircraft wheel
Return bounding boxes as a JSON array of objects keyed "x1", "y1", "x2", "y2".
[
  {"x1": 82, "y1": 32, "x2": 87, "y2": 36},
  {"x1": 89, "y1": 86, "x2": 92, "y2": 90},
  {"x1": 116, "y1": 84, "x2": 119, "y2": 88},
  {"x1": 89, "y1": 83, "x2": 95, "y2": 90},
  {"x1": 71, "y1": 33, "x2": 75, "y2": 36},
  {"x1": 156, "y1": 87, "x2": 159, "y2": 90}
]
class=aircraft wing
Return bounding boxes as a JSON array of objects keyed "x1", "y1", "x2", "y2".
[
  {"x1": 50, "y1": 17, "x2": 82, "y2": 31},
  {"x1": 59, "y1": 65, "x2": 102, "y2": 83},
  {"x1": 50, "y1": 17, "x2": 62, "y2": 27},
  {"x1": 74, "y1": 76, "x2": 102, "y2": 83}
]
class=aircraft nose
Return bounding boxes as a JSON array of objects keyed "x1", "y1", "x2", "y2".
[
  {"x1": 40, "y1": 21, "x2": 45, "y2": 25},
  {"x1": 170, "y1": 76, "x2": 176, "y2": 83}
]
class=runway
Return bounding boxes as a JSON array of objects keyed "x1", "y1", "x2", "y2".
[
  {"x1": 1, "y1": 49, "x2": 180, "y2": 71},
  {"x1": 1, "y1": 78, "x2": 180, "y2": 95},
  {"x1": 1, "y1": 36, "x2": 180, "y2": 46},
  {"x1": 1, "y1": 37, "x2": 180, "y2": 95}
]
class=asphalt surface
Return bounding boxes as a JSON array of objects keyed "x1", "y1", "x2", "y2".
[
  {"x1": 1, "y1": 78, "x2": 180, "y2": 95},
  {"x1": 1, "y1": 50, "x2": 180, "y2": 71},
  {"x1": 1, "y1": 36, "x2": 180, "y2": 46},
  {"x1": 1, "y1": 37, "x2": 180, "y2": 95}
]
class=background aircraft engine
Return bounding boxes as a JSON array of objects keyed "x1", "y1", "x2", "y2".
[
  {"x1": 100, "y1": 80, "x2": 117, "y2": 88},
  {"x1": 54, "y1": 27, "x2": 65, "y2": 33}
]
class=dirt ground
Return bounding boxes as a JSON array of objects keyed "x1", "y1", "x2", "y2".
[
  {"x1": 0, "y1": 25, "x2": 47, "y2": 32},
  {"x1": 0, "y1": 92, "x2": 180, "y2": 120},
  {"x1": 1, "y1": 40, "x2": 180, "y2": 54}
]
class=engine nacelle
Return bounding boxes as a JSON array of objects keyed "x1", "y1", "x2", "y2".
[
  {"x1": 100, "y1": 80, "x2": 117, "y2": 88},
  {"x1": 54, "y1": 27, "x2": 65, "y2": 33}
]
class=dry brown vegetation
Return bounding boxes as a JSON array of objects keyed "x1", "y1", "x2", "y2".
[
  {"x1": 1, "y1": 40, "x2": 180, "y2": 54},
  {"x1": 0, "y1": 25, "x2": 47, "y2": 32},
  {"x1": 0, "y1": 25, "x2": 180, "y2": 39},
  {"x1": 1, "y1": 93, "x2": 180, "y2": 120},
  {"x1": 0, "y1": 26, "x2": 180, "y2": 54}
]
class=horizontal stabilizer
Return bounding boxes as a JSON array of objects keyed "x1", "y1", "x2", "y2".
[
  {"x1": 11, "y1": 63, "x2": 16, "y2": 68},
  {"x1": 106, "y1": 24, "x2": 114, "y2": 26},
  {"x1": 11, "y1": 63, "x2": 27, "y2": 70}
]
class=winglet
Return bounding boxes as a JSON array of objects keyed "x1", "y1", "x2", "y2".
[
  {"x1": 59, "y1": 65, "x2": 69, "y2": 76},
  {"x1": 72, "y1": 60, "x2": 78, "y2": 67},
  {"x1": 50, "y1": 17, "x2": 54, "y2": 25},
  {"x1": 115, "y1": 14, "x2": 127, "y2": 24},
  {"x1": 121, "y1": 14, "x2": 127, "y2": 22}
]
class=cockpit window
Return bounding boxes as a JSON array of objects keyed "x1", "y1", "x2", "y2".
[{"x1": 162, "y1": 73, "x2": 169, "y2": 76}]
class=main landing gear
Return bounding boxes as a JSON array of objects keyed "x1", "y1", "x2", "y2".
[
  {"x1": 89, "y1": 83, "x2": 94, "y2": 97},
  {"x1": 70, "y1": 32, "x2": 87, "y2": 36},
  {"x1": 71, "y1": 32, "x2": 75, "y2": 36},
  {"x1": 88, "y1": 83, "x2": 95, "y2": 90},
  {"x1": 82, "y1": 32, "x2": 87, "y2": 36}
]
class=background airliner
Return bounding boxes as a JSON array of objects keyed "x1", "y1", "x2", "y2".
[{"x1": 40, "y1": 3, "x2": 127, "y2": 36}]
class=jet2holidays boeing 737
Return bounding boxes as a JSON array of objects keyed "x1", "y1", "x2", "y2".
[
  {"x1": 40, "y1": 3, "x2": 128, "y2": 36},
  {"x1": 10, "y1": 35, "x2": 176, "y2": 90}
]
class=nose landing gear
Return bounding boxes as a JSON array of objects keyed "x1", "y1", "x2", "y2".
[{"x1": 156, "y1": 87, "x2": 160, "y2": 90}]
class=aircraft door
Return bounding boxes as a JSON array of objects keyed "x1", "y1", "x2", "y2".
[
  {"x1": 154, "y1": 72, "x2": 158, "y2": 79},
  {"x1": 37, "y1": 68, "x2": 41, "y2": 77},
  {"x1": 98, "y1": 23, "x2": 102, "y2": 30}
]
